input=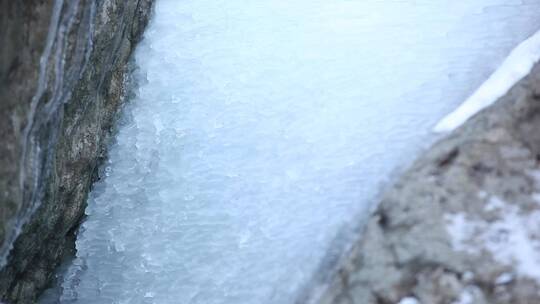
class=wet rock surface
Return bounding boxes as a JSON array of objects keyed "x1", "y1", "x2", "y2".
[
  {"x1": 0, "y1": 0, "x2": 153, "y2": 303},
  {"x1": 307, "y1": 64, "x2": 540, "y2": 304}
]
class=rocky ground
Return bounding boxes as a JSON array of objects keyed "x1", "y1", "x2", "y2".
[
  {"x1": 305, "y1": 63, "x2": 540, "y2": 304},
  {"x1": 0, "y1": 1, "x2": 154, "y2": 302}
]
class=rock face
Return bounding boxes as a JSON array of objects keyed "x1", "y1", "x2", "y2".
[
  {"x1": 305, "y1": 64, "x2": 540, "y2": 304},
  {"x1": 0, "y1": 0, "x2": 154, "y2": 302}
]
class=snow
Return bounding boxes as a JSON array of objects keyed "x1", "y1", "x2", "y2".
[
  {"x1": 399, "y1": 297, "x2": 420, "y2": 304},
  {"x1": 434, "y1": 30, "x2": 540, "y2": 132},
  {"x1": 484, "y1": 196, "x2": 505, "y2": 212},
  {"x1": 495, "y1": 273, "x2": 514, "y2": 285},
  {"x1": 446, "y1": 196, "x2": 540, "y2": 282},
  {"x1": 451, "y1": 287, "x2": 478, "y2": 304},
  {"x1": 444, "y1": 213, "x2": 479, "y2": 255},
  {"x1": 41, "y1": 1, "x2": 540, "y2": 303},
  {"x1": 528, "y1": 170, "x2": 540, "y2": 184}
]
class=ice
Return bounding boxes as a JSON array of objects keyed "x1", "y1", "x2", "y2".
[{"x1": 44, "y1": 0, "x2": 540, "y2": 303}]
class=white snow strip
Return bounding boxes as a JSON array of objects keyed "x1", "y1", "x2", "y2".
[{"x1": 434, "y1": 30, "x2": 540, "y2": 133}]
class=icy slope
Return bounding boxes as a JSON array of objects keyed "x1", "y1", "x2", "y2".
[{"x1": 49, "y1": 0, "x2": 540, "y2": 303}]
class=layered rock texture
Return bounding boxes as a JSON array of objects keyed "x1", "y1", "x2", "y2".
[
  {"x1": 0, "y1": 0, "x2": 154, "y2": 302},
  {"x1": 307, "y1": 64, "x2": 540, "y2": 303}
]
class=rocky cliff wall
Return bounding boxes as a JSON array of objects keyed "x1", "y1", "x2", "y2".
[
  {"x1": 304, "y1": 64, "x2": 540, "y2": 304},
  {"x1": 0, "y1": 0, "x2": 154, "y2": 302}
]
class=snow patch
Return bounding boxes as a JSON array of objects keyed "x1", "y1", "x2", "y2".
[
  {"x1": 495, "y1": 272, "x2": 514, "y2": 285},
  {"x1": 528, "y1": 170, "x2": 540, "y2": 184},
  {"x1": 434, "y1": 30, "x2": 540, "y2": 132},
  {"x1": 398, "y1": 297, "x2": 421, "y2": 304},
  {"x1": 452, "y1": 288, "x2": 474, "y2": 304},
  {"x1": 477, "y1": 191, "x2": 488, "y2": 199},
  {"x1": 445, "y1": 196, "x2": 540, "y2": 282},
  {"x1": 484, "y1": 196, "x2": 505, "y2": 212},
  {"x1": 444, "y1": 213, "x2": 481, "y2": 255},
  {"x1": 452, "y1": 286, "x2": 483, "y2": 304}
]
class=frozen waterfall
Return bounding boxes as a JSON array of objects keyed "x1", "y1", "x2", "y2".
[{"x1": 41, "y1": 0, "x2": 540, "y2": 303}]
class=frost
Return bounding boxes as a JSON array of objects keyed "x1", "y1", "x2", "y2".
[
  {"x1": 446, "y1": 196, "x2": 540, "y2": 282},
  {"x1": 435, "y1": 30, "x2": 540, "y2": 132}
]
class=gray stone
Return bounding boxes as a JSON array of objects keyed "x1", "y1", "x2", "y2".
[
  {"x1": 0, "y1": 0, "x2": 154, "y2": 302},
  {"x1": 303, "y1": 63, "x2": 540, "y2": 304}
]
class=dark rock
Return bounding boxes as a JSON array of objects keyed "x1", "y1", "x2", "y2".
[{"x1": 0, "y1": 0, "x2": 154, "y2": 302}]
